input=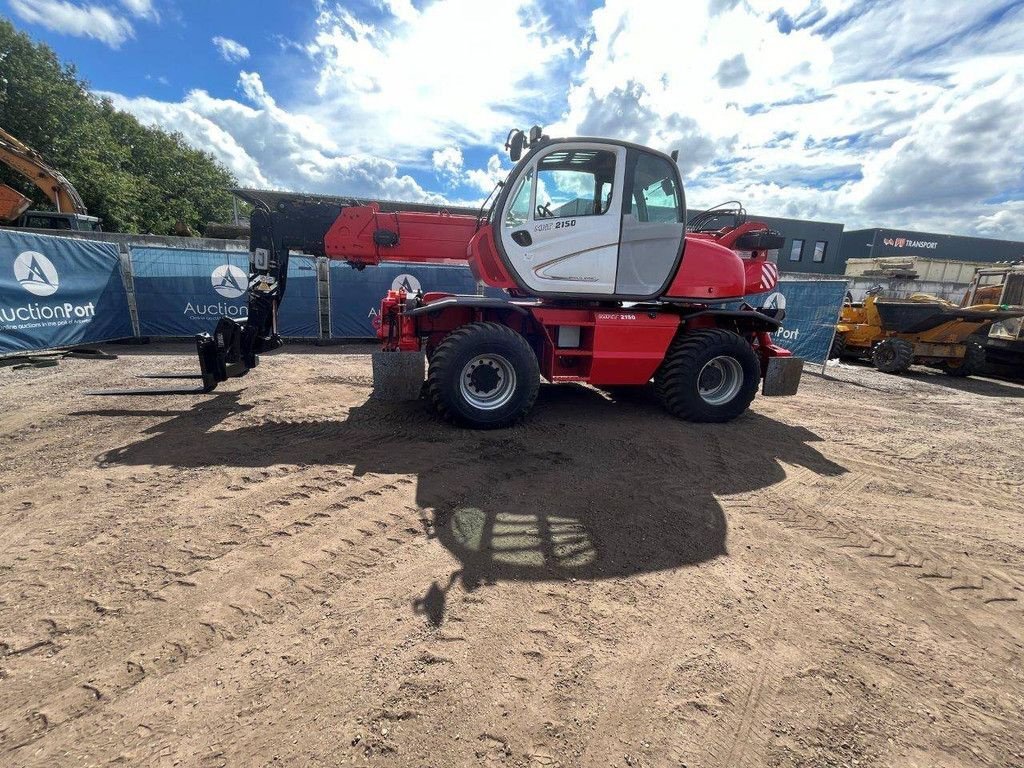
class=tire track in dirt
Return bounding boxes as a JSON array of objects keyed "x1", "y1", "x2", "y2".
[
  {"x1": 0, "y1": 404, "x2": 479, "y2": 750},
  {"x1": 721, "y1": 467, "x2": 1024, "y2": 634},
  {"x1": 0, "y1": 473, "x2": 432, "y2": 755},
  {"x1": 719, "y1": 613, "x2": 782, "y2": 768},
  {"x1": 0, "y1": 420, "x2": 466, "y2": 659}
]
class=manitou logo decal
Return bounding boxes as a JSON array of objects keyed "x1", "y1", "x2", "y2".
[
  {"x1": 883, "y1": 237, "x2": 938, "y2": 250},
  {"x1": 391, "y1": 274, "x2": 422, "y2": 293},
  {"x1": 212, "y1": 264, "x2": 247, "y2": 298},
  {"x1": 14, "y1": 251, "x2": 59, "y2": 296}
]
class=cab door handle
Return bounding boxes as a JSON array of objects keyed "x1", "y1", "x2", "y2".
[{"x1": 512, "y1": 230, "x2": 532, "y2": 246}]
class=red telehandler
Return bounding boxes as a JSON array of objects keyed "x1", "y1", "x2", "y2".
[{"x1": 92, "y1": 128, "x2": 803, "y2": 427}]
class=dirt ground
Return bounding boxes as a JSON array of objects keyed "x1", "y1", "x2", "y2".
[{"x1": 0, "y1": 344, "x2": 1022, "y2": 768}]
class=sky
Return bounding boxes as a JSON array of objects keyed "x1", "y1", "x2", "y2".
[{"x1": 4, "y1": 0, "x2": 1024, "y2": 240}]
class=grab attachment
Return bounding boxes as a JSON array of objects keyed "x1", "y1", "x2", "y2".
[{"x1": 85, "y1": 318, "x2": 259, "y2": 396}]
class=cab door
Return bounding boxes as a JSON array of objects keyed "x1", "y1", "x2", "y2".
[
  {"x1": 615, "y1": 150, "x2": 685, "y2": 297},
  {"x1": 497, "y1": 142, "x2": 625, "y2": 295}
]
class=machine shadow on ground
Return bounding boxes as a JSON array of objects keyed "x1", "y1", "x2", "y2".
[{"x1": 76, "y1": 383, "x2": 846, "y2": 625}]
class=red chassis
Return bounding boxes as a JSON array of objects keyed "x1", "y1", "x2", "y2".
[{"x1": 331, "y1": 207, "x2": 795, "y2": 388}]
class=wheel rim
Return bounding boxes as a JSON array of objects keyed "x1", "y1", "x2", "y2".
[
  {"x1": 460, "y1": 354, "x2": 517, "y2": 411},
  {"x1": 698, "y1": 355, "x2": 744, "y2": 406},
  {"x1": 876, "y1": 345, "x2": 895, "y2": 365}
]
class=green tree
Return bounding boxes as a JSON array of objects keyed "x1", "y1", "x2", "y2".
[{"x1": 0, "y1": 19, "x2": 237, "y2": 234}]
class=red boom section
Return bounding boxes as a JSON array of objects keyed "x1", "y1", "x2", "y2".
[{"x1": 323, "y1": 203, "x2": 477, "y2": 266}]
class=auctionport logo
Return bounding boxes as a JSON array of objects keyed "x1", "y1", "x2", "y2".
[
  {"x1": 14, "y1": 251, "x2": 59, "y2": 296},
  {"x1": 391, "y1": 273, "x2": 422, "y2": 293},
  {"x1": 183, "y1": 263, "x2": 248, "y2": 319},
  {"x1": 2, "y1": 250, "x2": 96, "y2": 328},
  {"x1": 212, "y1": 264, "x2": 247, "y2": 299},
  {"x1": 761, "y1": 292, "x2": 786, "y2": 311}
]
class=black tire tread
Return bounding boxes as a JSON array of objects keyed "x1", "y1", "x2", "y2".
[
  {"x1": 654, "y1": 328, "x2": 759, "y2": 423},
  {"x1": 939, "y1": 341, "x2": 985, "y2": 377},
  {"x1": 426, "y1": 322, "x2": 539, "y2": 429},
  {"x1": 830, "y1": 332, "x2": 847, "y2": 360},
  {"x1": 873, "y1": 337, "x2": 914, "y2": 374}
]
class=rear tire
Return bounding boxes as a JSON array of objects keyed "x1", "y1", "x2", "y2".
[
  {"x1": 654, "y1": 329, "x2": 760, "y2": 423},
  {"x1": 427, "y1": 322, "x2": 539, "y2": 429},
  {"x1": 938, "y1": 341, "x2": 985, "y2": 377},
  {"x1": 872, "y1": 337, "x2": 914, "y2": 373}
]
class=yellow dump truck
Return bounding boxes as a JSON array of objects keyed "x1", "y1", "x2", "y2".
[{"x1": 832, "y1": 276, "x2": 1024, "y2": 376}]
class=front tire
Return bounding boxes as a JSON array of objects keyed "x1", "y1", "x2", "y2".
[
  {"x1": 427, "y1": 322, "x2": 539, "y2": 429},
  {"x1": 830, "y1": 332, "x2": 847, "y2": 360},
  {"x1": 654, "y1": 329, "x2": 760, "y2": 423},
  {"x1": 872, "y1": 337, "x2": 914, "y2": 373}
]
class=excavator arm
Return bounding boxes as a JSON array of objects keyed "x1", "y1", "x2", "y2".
[{"x1": 0, "y1": 126, "x2": 88, "y2": 220}]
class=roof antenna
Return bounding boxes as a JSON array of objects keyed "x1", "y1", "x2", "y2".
[{"x1": 670, "y1": 150, "x2": 679, "y2": 162}]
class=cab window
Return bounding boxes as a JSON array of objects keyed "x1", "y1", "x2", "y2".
[
  {"x1": 535, "y1": 149, "x2": 616, "y2": 219},
  {"x1": 504, "y1": 168, "x2": 533, "y2": 228},
  {"x1": 630, "y1": 154, "x2": 682, "y2": 223}
]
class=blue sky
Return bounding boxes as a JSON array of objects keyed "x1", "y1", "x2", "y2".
[{"x1": 5, "y1": 0, "x2": 1024, "y2": 239}]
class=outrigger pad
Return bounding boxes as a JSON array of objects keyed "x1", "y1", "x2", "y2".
[
  {"x1": 763, "y1": 356, "x2": 804, "y2": 397},
  {"x1": 371, "y1": 351, "x2": 425, "y2": 401}
]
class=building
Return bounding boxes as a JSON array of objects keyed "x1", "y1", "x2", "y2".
[
  {"x1": 836, "y1": 228, "x2": 1024, "y2": 272},
  {"x1": 689, "y1": 210, "x2": 846, "y2": 275},
  {"x1": 693, "y1": 213, "x2": 1024, "y2": 277}
]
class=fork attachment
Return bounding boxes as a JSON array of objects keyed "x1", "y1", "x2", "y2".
[{"x1": 86, "y1": 318, "x2": 259, "y2": 396}]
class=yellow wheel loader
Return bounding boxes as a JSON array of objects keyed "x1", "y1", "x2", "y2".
[{"x1": 831, "y1": 281, "x2": 1024, "y2": 377}]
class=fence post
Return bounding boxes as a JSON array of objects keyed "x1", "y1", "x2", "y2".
[
  {"x1": 317, "y1": 256, "x2": 331, "y2": 342},
  {"x1": 119, "y1": 244, "x2": 141, "y2": 338}
]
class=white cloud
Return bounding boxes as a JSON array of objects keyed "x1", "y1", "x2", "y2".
[
  {"x1": 98, "y1": 71, "x2": 444, "y2": 202},
  {"x1": 465, "y1": 154, "x2": 507, "y2": 195},
  {"x1": 550, "y1": 0, "x2": 1024, "y2": 238},
  {"x1": 431, "y1": 146, "x2": 463, "y2": 184},
  {"x1": 212, "y1": 35, "x2": 250, "y2": 63},
  {"x1": 119, "y1": 0, "x2": 156, "y2": 20},
  {"x1": 86, "y1": 1, "x2": 1024, "y2": 238},
  {"x1": 8, "y1": 0, "x2": 135, "y2": 47},
  {"x1": 305, "y1": 0, "x2": 576, "y2": 162}
]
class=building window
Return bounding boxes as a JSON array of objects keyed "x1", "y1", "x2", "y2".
[
  {"x1": 789, "y1": 239, "x2": 804, "y2": 261},
  {"x1": 812, "y1": 240, "x2": 827, "y2": 263}
]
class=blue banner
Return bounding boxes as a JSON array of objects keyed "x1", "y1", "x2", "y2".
[
  {"x1": 131, "y1": 248, "x2": 319, "y2": 338},
  {"x1": 744, "y1": 279, "x2": 847, "y2": 365},
  {"x1": 329, "y1": 261, "x2": 478, "y2": 338},
  {"x1": 0, "y1": 230, "x2": 133, "y2": 354}
]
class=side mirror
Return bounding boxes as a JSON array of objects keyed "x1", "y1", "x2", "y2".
[
  {"x1": 660, "y1": 178, "x2": 673, "y2": 197},
  {"x1": 505, "y1": 129, "x2": 527, "y2": 162}
]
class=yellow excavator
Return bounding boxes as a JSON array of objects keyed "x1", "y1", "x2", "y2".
[
  {"x1": 831, "y1": 271, "x2": 1024, "y2": 377},
  {"x1": 0, "y1": 126, "x2": 101, "y2": 232}
]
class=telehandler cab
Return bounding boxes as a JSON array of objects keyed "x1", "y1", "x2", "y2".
[{"x1": 90, "y1": 128, "x2": 804, "y2": 428}]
